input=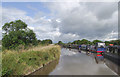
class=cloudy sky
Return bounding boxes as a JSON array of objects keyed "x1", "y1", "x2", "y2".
[{"x1": 1, "y1": 1, "x2": 118, "y2": 43}]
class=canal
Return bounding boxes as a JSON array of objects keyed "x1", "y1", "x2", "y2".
[{"x1": 31, "y1": 48, "x2": 117, "y2": 75}]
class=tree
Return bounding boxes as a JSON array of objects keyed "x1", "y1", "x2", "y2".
[
  {"x1": 72, "y1": 40, "x2": 81, "y2": 44},
  {"x1": 68, "y1": 42, "x2": 71, "y2": 44},
  {"x1": 2, "y1": 20, "x2": 38, "y2": 50},
  {"x1": 80, "y1": 39, "x2": 90, "y2": 44},
  {"x1": 92, "y1": 40, "x2": 103, "y2": 44},
  {"x1": 58, "y1": 41, "x2": 63, "y2": 45},
  {"x1": 118, "y1": 40, "x2": 120, "y2": 45},
  {"x1": 77, "y1": 40, "x2": 81, "y2": 44},
  {"x1": 41, "y1": 39, "x2": 52, "y2": 45},
  {"x1": 45, "y1": 39, "x2": 52, "y2": 44},
  {"x1": 110, "y1": 40, "x2": 119, "y2": 45},
  {"x1": 104, "y1": 40, "x2": 120, "y2": 45},
  {"x1": 104, "y1": 41, "x2": 111, "y2": 46},
  {"x1": 38, "y1": 40, "x2": 42, "y2": 44}
]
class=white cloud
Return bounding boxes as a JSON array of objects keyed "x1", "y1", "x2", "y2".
[
  {"x1": 28, "y1": 26, "x2": 35, "y2": 30},
  {"x1": 46, "y1": 2, "x2": 118, "y2": 42},
  {"x1": 2, "y1": 6, "x2": 61, "y2": 42},
  {"x1": 54, "y1": 33, "x2": 81, "y2": 43},
  {"x1": 2, "y1": 7, "x2": 27, "y2": 25},
  {"x1": 56, "y1": 19, "x2": 61, "y2": 23},
  {"x1": 2, "y1": 2, "x2": 118, "y2": 42}
]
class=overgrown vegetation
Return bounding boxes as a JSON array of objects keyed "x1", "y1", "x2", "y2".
[{"x1": 2, "y1": 45, "x2": 60, "y2": 76}]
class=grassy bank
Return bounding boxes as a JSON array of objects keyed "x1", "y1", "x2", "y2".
[
  {"x1": 0, "y1": 46, "x2": 1, "y2": 52},
  {"x1": 2, "y1": 45, "x2": 61, "y2": 76}
]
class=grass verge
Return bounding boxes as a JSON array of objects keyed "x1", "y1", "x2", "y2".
[{"x1": 2, "y1": 45, "x2": 60, "y2": 76}]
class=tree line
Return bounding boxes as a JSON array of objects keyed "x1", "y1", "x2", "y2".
[{"x1": 57, "y1": 39, "x2": 120, "y2": 46}]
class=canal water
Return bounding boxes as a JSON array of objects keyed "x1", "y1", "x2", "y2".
[{"x1": 31, "y1": 48, "x2": 117, "y2": 75}]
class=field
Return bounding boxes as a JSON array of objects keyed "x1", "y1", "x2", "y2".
[{"x1": 2, "y1": 45, "x2": 60, "y2": 76}]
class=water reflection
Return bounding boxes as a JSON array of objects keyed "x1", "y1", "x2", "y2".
[
  {"x1": 30, "y1": 59, "x2": 59, "y2": 75},
  {"x1": 49, "y1": 48, "x2": 116, "y2": 75}
]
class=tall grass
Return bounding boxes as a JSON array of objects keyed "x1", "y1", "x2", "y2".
[
  {"x1": 0, "y1": 46, "x2": 1, "y2": 52},
  {"x1": 2, "y1": 45, "x2": 60, "y2": 76}
]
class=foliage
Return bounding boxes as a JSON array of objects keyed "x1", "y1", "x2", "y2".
[
  {"x1": 40, "y1": 39, "x2": 53, "y2": 45},
  {"x1": 57, "y1": 39, "x2": 119, "y2": 46},
  {"x1": 80, "y1": 39, "x2": 90, "y2": 44},
  {"x1": 2, "y1": 20, "x2": 38, "y2": 50},
  {"x1": 2, "y1": 45, "x2": 60, "y2": 76},
  {"x1": 92, "y1": 40, "x2": 103, "y2": 44},
  {"x1": 72, "y1": 39, "x2": 92, "y2": 45},
  {"x1": 72, "y1": 40, "x2": 80, "y2": 44},
  {"x1": 104, "y1": 41, "x2": 111, "y2": 46},
  {"x1": 110, "y1": 40, "x2": 120, "y2": 45},
  {"x1": 38, "y1": 40, "x2": 42, "y2": 44},
  {"x1": 58, "y1": 41, "x2": 63, "y2": 45}
]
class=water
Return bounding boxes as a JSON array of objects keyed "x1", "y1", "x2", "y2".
[
  {"x1": 50, "y1": 48, "x2": 116, "y2": 75},
  {"x1": 31, "y1": 48, "x2": 117, "y2": 75},
  {"x1": 31, "y1": 59, "x2": 59, "y2": 75}
]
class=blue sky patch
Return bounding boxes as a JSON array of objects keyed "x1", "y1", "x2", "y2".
[{"x1": 2, "y1": 2, "x2": 51, "y2": 17}]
